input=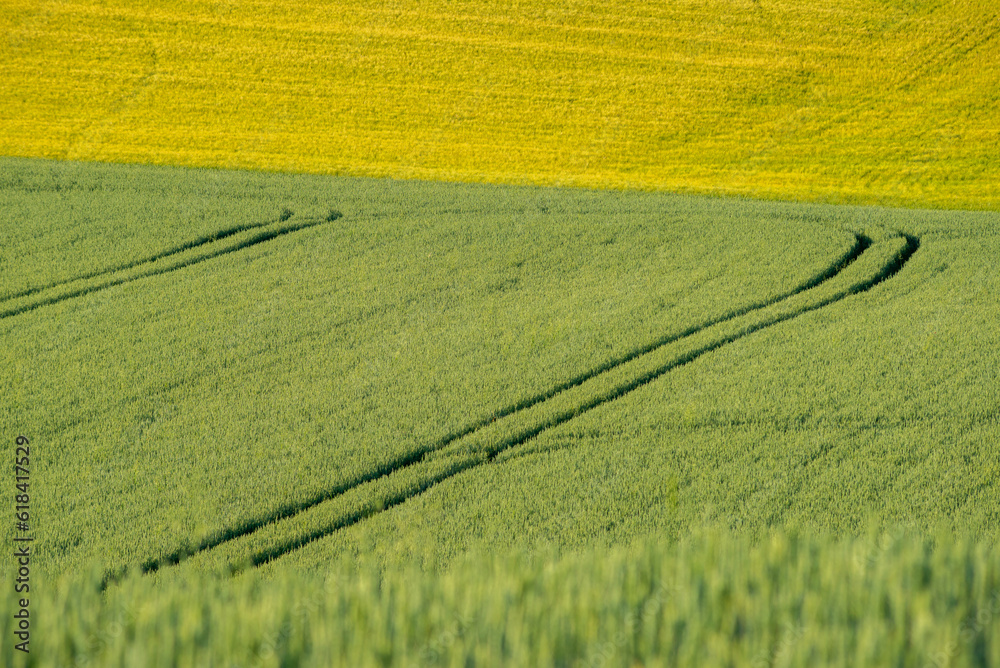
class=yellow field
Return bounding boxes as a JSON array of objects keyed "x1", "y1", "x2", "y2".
[{"x1": 2, "y1": 0, "x2": 998, "y2": 209}]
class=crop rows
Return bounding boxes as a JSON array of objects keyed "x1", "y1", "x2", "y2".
[
  {"x1": 142, "y1": 228, "x2": 918, "y2": 581},
  {"x1": 5, "y1": 157, "x2": 997, "y2": 590},
  {"x1": 1, "y1": 156, "x2": 855, "y2": 580},
  {"x1": 1, "y1": 0, "x2": 998, "y2": 209},
  {"x1": 1, "y1": 157, "x2": 998, "y2": 667}
]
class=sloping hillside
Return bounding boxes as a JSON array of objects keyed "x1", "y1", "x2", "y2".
[{"x1": 2, "y1": 0, "x2": 998, "y2": 208}]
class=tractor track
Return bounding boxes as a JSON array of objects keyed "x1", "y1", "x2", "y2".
[
  {"x1": 0, "y1": 211, "x2": 337, "y2": 321},
  {"x1": 103, "y1": 227, "x2": 920, "y2": 586}
]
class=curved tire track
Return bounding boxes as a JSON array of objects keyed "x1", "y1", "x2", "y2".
[
  {"x1": 230, "y1": 232, "x2": 920, "y2": 573},
  {"x1": 0, "y1": 210, "x2": 338, "y2": 321},
  {"x1": 117, "y1": 227, "x2": 919, "y2": 584}
]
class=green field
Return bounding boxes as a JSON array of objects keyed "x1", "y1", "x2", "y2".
[
  {"x1": 2, "y1": 155, "x2": 999, "y2": 665},
  {"x1": 2, "y1": 0, "x2": 1000, "y2": 665},
  {"x1": 7, "y1": 532, "x2": 1000, "y2": 667}
]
